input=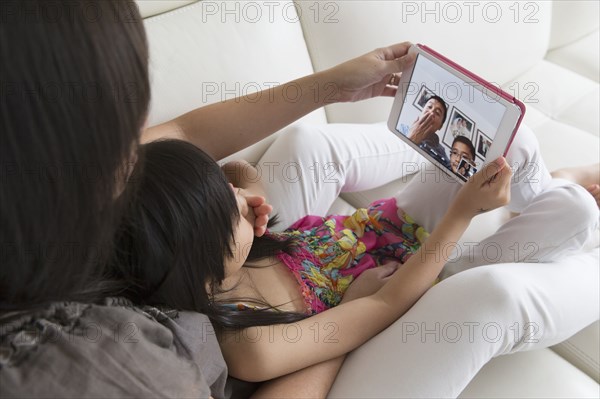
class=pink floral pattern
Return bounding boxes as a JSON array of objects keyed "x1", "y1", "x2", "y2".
[{"x1": 268, "y1": 198, "x2": 429, "y2": 314}]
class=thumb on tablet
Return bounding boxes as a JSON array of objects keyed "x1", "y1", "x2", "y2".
[
  {"x1": 473, "y1": 157, "x2": 511, "y2": 187},
  {"x1": 384, "y1": 47, "x2": 417, "y2": 75}
]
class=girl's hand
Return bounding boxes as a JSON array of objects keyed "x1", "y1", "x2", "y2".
[
  {"x1": 246, "y1": 193, "x2": 272, "y2": 237},
  {"x1": 223, "y1": 160, "x2": 273, "y2": 237},
  {"x1": 341, "y1": 262, "x2": 399, "y2": 304},
  {"x1": 449, "y1": 157, "x2": 513, "y2": 220},
  {"x1": 322, "y1": 42, "x2": 416, "y2": 103},
  {"x1": 237, "y1": 188, "x2": 273, "y2": 237}
]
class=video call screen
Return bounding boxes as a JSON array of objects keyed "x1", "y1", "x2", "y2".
[{"x1": 394, "y1": 54, "x2": 507, "y2": 181}]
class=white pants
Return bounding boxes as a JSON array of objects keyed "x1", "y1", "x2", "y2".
[{"x1": 257, "y1": 122, "x2": 599, "y2": 398}]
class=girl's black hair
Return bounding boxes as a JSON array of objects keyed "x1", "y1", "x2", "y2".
[
  {"x1": 0, "y1": 0, "x2": 150, "y2": 309},
  {"x1": 110, "y1": 140, "x2": 308, "y2": 329}
]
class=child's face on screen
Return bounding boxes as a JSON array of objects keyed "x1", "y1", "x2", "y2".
[
  {"x1": 223, "y1": 185, "x2": 256, "y2": 277},
  {"x1": 450, "y1": 142, "x2": 474, "y2": 172}
]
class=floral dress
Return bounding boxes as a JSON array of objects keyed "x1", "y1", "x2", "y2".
[{"x1": 266, "y1": 198, "x2": 429, "y2": 315}]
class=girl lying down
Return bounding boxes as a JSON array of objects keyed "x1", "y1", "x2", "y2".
[{"x1": 110, "y1": 138, "x2": 598, "y2": 383}]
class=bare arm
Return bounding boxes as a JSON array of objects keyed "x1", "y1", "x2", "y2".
[
  {"x1": 250, "y1": 264, "x2": 399, "y2": 398},
  {"x1": 251, "y1": 357, "x2": 345, "y2": 399},
  {"x1": 248, "y1": 276, "x2": 394, "y2": 399},
  {"x1": 141, "y1": 43, "x2": 414, "y2": 160},
  {"x1": 220, "y1": 159, "x2": 513, "y2": 382}
]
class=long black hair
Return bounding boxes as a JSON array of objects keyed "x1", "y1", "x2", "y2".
[
  {"x1": 110, "y1": 140, "x2": 308, "y2": 329},
  {"x1": 0, "y1": 0, "x2": 150, "y2": 309}
]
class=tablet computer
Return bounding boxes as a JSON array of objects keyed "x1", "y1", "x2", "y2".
[{"x1": 387, "y1": 44, "x2": 525, "y2": 183}]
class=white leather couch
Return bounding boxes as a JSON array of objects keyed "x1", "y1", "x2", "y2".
[{"x1": 136, "y1": 1, "x2": 599, "y2": 397}]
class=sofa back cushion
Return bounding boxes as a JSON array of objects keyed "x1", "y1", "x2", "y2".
[{"x1": 549, "y1": 0, "x2": 600, "y2": 49}]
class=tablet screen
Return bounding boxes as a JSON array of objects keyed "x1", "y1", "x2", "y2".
[{"x1": 394, "y1": 53, "x2": 507, "y2": 181}]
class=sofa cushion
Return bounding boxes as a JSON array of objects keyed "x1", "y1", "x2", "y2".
[
  {"x1": 555, "y1": 85, "x2": 600, "y2": 137},
  {"x1": 502, "y1": 60, "x2": 598, "y2": 134},
  {"x1": 458, "y1": 349, "x2": 600, "y2": 398},
  {"x1": 547, "y1": 30, "x2": 600, "y2": 83},
  {"x1": 497, "y1": 59, "x2": 599, "y2": 170},
  {"x1": 552, "y1": 320, "x2": 600, "y2": 383},
  {"x1": 549, "y1": 0, "x2": 600, "y2": 50}
]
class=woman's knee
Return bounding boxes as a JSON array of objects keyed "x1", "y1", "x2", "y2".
[
  {"x1": 446, "y1": 267, "x2": 526, "y2": 312},
  {"x1": 452, "y1": 268, "x2": 543, "y2": 347},
  {"x1": 541, "y1": 182, "x2": 599, "y2": 233},
  {"x1": 504, "y1": 125, "x2": 553, "y2": 212},
  {"x1": 506, "y1": 124, "x2": 539, "y2": 164}
]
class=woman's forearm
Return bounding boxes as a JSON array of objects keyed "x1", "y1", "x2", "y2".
[{"x1": 171, "y1": 71, "x2": 337, "y2": 160}]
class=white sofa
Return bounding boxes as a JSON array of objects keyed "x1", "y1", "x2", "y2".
[{"x1": 137, "y1": 1, "x2": 599, "y2": 397}]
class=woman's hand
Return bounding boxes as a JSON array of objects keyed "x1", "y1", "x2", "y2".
[
  {"x1": 340, "y1": 262, "x2": 399, "y2": 304},
  {"x1": 322, "y1": 42, "x2": 415, "y2": 103},
  {"x1": 449, "y1": 157, "x2": 513, "y2": 220}
]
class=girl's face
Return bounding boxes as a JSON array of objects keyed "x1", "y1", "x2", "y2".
[{"x1": 223, "y1": 185, "x2": 256, "y2": 277}]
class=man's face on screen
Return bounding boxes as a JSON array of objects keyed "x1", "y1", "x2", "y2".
[{"x1": 421, "y1": 98, "x2": 445, "y2": 133}]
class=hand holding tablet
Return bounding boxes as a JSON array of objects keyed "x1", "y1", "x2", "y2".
[{"x1": 388, "y1": 44, "x2": 525, "y2": 183}]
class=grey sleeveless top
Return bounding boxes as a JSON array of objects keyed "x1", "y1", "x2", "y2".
[{"x1": 0, "y1": 298, "x2": 229, "y2": 398}]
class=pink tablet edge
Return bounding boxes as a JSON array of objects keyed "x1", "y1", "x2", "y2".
[{"x1": 417, "y1": 44, "x2": 526, "y2": 157}]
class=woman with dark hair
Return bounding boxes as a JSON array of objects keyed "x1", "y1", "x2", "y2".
[{"x1": 1, "y1": 0, "x2": 150, "y2": 309}]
